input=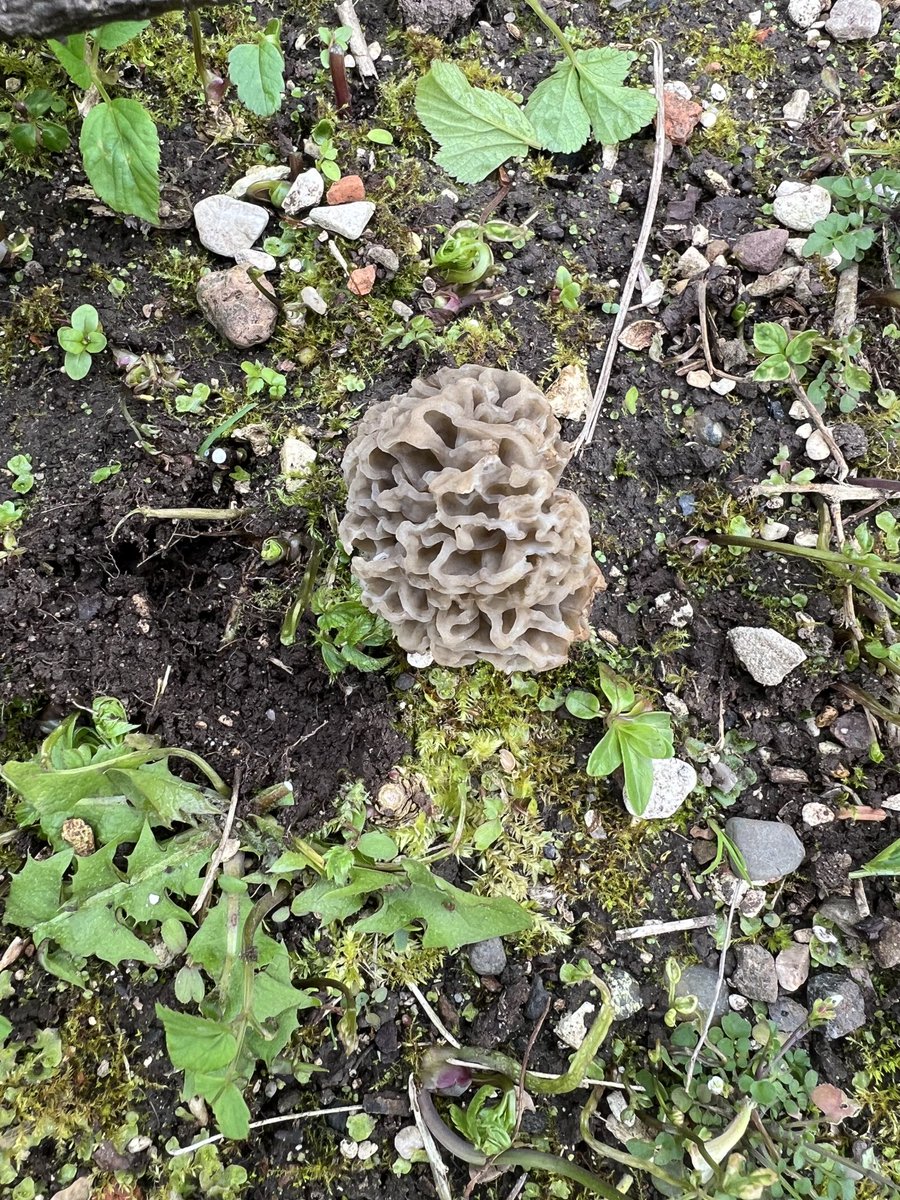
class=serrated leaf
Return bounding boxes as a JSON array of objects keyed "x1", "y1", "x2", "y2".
[
  {"x1": 353, "y1": 859, "x2": 531, "y2": 948},
  {"x1": 95, "y1": 20, "x2": 149, "y2": 50},
  {"x1": 227, "y1": 26, "x2": 285, "y2": 117},
  {"x1": 524, "y1": 61, "x2": 590, "y2": 153},
  {"x1": 5, "y1": 851, "x2": 74, "y2": 929},
  {"x1": 157, "y1": 1006, "x2": 238, "y2": 1072},
  {"x1": 290, "y1": 867, "x2": 385, "y2": 923},
  {"x1": 48, "y1": 34, "x2": 91, "y2": 90},
  {"x1": 415, "y1": 61, "x2": 538, "y2": 184},
  {"x1": 80, "y1": 98, "x2": 160, "y2": 224},
  {"x1": 572, "y1": 49, "x2": 657, "y2": 145}
]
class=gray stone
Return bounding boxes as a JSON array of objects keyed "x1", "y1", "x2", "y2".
[
  {"x1": 732, "y1": 228, "x2": 789, "y2": 273},
  {"x1": 772, "y1": 182, "x2": 832, "y2": 232},
  {"x1": 605, "y1": 969, "x2": 644, "y2": 1019},
  {"x1": 367, "y1": 244, "x2": 401, "y2": 274},
  {"x1": 783, "y1": 89, "x2": 811, "y2": 130},
  {"x1": 675, "y1": 965, "x2": 729, "y2": 1021},
  {"x1": 776, "y1": 943, "x2": 810, "y2": 992},
  {"x1": 300, "y1": 286, "x2": 328, "y2": 315},
  {"x1": 399, "y1": 0, "x2": 479, "y2": 34},
  {"x1": 832, "y1": 711, "x2": 872, "y2": 753},
  {"x1": 825, "y1": 0, "x2": 882, "y2": 40},
  {"x1": 725, "y1": 817, "x2": 805, "y2": 884},
  {"x1": 675, "y1": 246, "x2": 709, "y2": 279},
  {"x1": 727, "y1": 626, "x2": 807, "y2": 686},
  {"x1": 468, "y1": 937, "x2": 506, "y2": 976},
  {"x1": 807, "y1": 973, "x2": 866, "y2": 1039},
  {"x1": 816, "y1": 897, "x2": 862, "y2": 934},
  {"x1": 874, "y1": 919, "x2": 900, "y2": 969},
  {"x1": 787, "y1": 0, "x2": 823, "y2": 26},
  {"x1": 732, "y1": 945, "x2": 778, "y2": 1002},
  {"x1": 193, "y1": 195, "x2": 269, "y2": 258},
  {"x1": 308, "y1": 201, "x2": 376, "y2": 240},
  {"x1": 281, "y1": 168, "x2": 325, "y2": 215},
  {"x1": 234, "y1": 248, "x2": 277, "y2": 273},
  {"x1": 624, "y1": 757, "x2": 697, "y2": 819},
  {"x1": 196, "y1": 265, "x2": 278, "y2": 348},
  {"x1": 746, "y1": 265, "x2": 805, "y2": 297},
  {"x1": 768, "y1": 996, "x2": 808, "y2": 1035}
]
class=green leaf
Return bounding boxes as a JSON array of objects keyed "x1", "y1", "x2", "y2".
[
  {"x1": 356, "y1": 830, "x2": 399, "y2": 861},
  {"x1": 786, "y1": 330, "x2": 818, "y2": 365},
  {"x1": 71, "y1": 304, "x2": 100, "y2": 334},
  {"x1": 620, "y1": 741, "x2": 655, "y2": 816},
  {"x1": 367, "y1": 128, "x2": 394, "y2": 145},
  {"x1": 64, "y1": 350, "x2": 90, "y2": 380},
  {"x1": 157, "y1": 1006, "x2": 238, "y2": 1072},
  {"x1": 843, "y1": 364, "x2": 871, "y2": 392},
  {"x1": 80, "y1": 98, "x2": 160, "y2": 224},
  {"x1": 753, "y1": 322, "x2": 789, "y2": 356},
  {"x1": 227, "y1": 20, "x2": 285, "y2": 117},
  {"x1": 41, "y1": 121, "x2": 70, "y2": 153},
  {"x1": 849, "y1": 836, "x2": 900, "y2": 878},
  {"x1": 571, "y1": 49, "x2": 657, "y2": 144},
  {"x1": 565, "y1": 689, "x2": 603, "y2": 720},
  {"x1": 524, "y1": 60, "x2": 590, "y2": 153},
  {"x1": 586, "y1": 727, "x2": 622, "y2": 778},
  {"x1": 753, "y1": 355, "x2": 791, "y2": 383},
  {"x1": 95, "y1": 20, "x2": 149, "y2": 50},
  {"x1": 5, "y1": 851, "x2": 74, "y2": 929},
  {"x1": 209, "y1": 1081, "x2": 251, "y2": 1140},
  {"x1": 354, "y1": 858, "x2": 531, "y2": 948},
  {"x1": 618, "y1": 712, "x2": 674, "y2": 759},
  {"x1": 48, "y1": 34, "x2": 91, "y2": 90},
  {"x1": 473, "y1": 818, "x2": 503, "y2": 849},
  {"x1": 10, "y1": 123, "x2": 38, "y2": 155},
  {"x1": 415, "y1": 61, "x2": 538, "y2": 184}
]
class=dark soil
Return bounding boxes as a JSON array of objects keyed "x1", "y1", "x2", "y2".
[{"x1": 2, "y1": 0, "x2": 900, "y2": 1197}]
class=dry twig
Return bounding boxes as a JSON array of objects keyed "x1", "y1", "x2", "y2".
[{"x1": 574, "y1": 39, "x2": 666, "y2": 455}]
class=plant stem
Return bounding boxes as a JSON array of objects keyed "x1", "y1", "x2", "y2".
[
  {"x1": 329, "y1": 46, "x2": 352, "y2": 116},
  {"x1": 521, "y1": 0, "x2": 579, "y2": 68},
  {"x1": 710, "y1": 534, "x2": 900, "y2": 577},
  {"x1": 188, "y1": 9, "x2": 208, "y2": 96}
]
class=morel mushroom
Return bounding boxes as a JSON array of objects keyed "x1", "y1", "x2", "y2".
[{"x1": 339, "y1": 365, "x2": 603, "y2": 673}]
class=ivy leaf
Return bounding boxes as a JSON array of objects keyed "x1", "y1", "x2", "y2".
[
  {"x1": 353, "y1": 859, "x2": 531, "y2": 948},
  {"x1": 524, "y1": 61, "x2": 590, "y2": 153},
  {"x1": 415, "y1": 61, "x2": 538, "y2": 184},
  {"x1": 48, "y1": 34, "x2": 91, "y2": 90},
  {"x1": 228, "y1": 18, "x2": 285, "y2": 117},
  {"x1": 94, "y1": 20, "x2": 149, "y2": 50},
  {"x1": 80, "y1": 98, "x2": 160, "y2": 224},
  {"x1": 571, "y1": 49, "x2": 657, "y2": 145}
]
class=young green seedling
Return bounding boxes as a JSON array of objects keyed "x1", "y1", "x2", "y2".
[
  {"x1": 6, "y1": 455, "x2": 35, "y2": 495},
  {"x1": 554, "y1": 265, "x2": 582, "y2": 311},
  {"x1": 565, "y1": 669, "x2": 674, "y2": 816},
  {"x1": 58, "y1": 304, "x2": 107, "y2": 380},
  {"x1": 752, "y1": 323, "x2": 818, "y2": 383}
]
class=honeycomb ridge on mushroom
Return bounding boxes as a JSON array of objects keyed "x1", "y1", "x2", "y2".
[{"x1": 339, "y1": 365, "x2": 604, "y2": 672}]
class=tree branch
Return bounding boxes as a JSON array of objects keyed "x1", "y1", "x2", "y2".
[{"x1": 0, "y1": 0, "x2": 238, "y2": 43}]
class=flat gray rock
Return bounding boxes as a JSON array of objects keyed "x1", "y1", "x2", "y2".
[
  {"x1": 772, "y1": 182, "x2": 831, "y2": 232},
  {"x1": 194, "y1": 195, "x2": 269, "y2": 258},
  {"x1": 308, "y1": 201, "x2": 376, "y2": 240},
  {"x1": 727, "y1": 626, "x2": 807, "y2": 685},
  {"x1": 725, "y1": 817, "x2": 805, "y2": 883},
  {"x1": 787, "y1": 0, "x2": 823, "y2": 25},
  {"x1": 196, "y1": 265, "x2": 278, "y2": 348},
  {"x1": 605, "y1": 968, "x2": 644, "y2": 1019},
  {"x1": 825, "y1": 0, "x2": 882, "y2": 40},
  {"x1": 675, "y1": 965, "x2": 729, "y2": 1021},
  {"x1": 874, "y1": 919, "x2": 900, "y2": 969},
  {"x1": 281, "y1": 168, "x2": 325, "y2": 216},
  {"x1": 768, "y1": 996, "x2": 808, "y2": 1035},
  {"x1": 625, "y1": 757, "x2": 697, "y2": 818},
  {"x1": 732, "y1": 945, "x2": 778, "y2": 1002},
  {"x1": 807, "y1": 973, "x2": 867, "y2": 1039}
]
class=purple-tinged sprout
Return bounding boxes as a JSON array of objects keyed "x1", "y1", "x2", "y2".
[
  {"x1": 419, "y1": 1047, "x2": 473, "y2": 1096},
  {"x1": 204, "y1": 71, "x2": 227, "y2": 107},
  {"x1": 329, "y1": 47, "x2": 352, "y2": 117},
  {"x1": 679, "y1": 535, "x2": 712, "y2": 559}
]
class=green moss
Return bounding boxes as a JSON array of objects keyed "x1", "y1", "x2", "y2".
[
  {"x1": 683, "y1": 23, "x2": 776, "y2": 83},
  {"x1": 1, "y1": 981, "x2": 144, "y2": 1184},
  {"x1": 0, "y1": 283, "x2": 64, "y2": 383}
]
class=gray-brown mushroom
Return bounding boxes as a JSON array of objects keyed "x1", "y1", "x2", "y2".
[{"x1": 339, "y1": 365, "x2": 604, "y2": 672}]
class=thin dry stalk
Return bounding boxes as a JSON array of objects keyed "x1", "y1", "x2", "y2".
[
  {"x1": 685, "y1": 881, "x2": 744, "y2": 1090},
  {"x1": 169, "y1": 1103, "x2": 364, "y2": 1156},
  {"x1": 409, "y1": 1074, "x2": 454, "y2": 1200},
  {"x1": 191, "y1": 767, "x2": 242, "y2": 917},
  {"x1": 336, "y1": 0, "x2": 379, "y2": 80},
  {"x1": 615, "y1": 914, "x2": 716, "y2": 941},
  {"x1": 407, "y1": 981, "x2": 461, "y2": 1049},
  {"x1": 574, "y1": 39, "x2": 665, "y2": 455}
]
